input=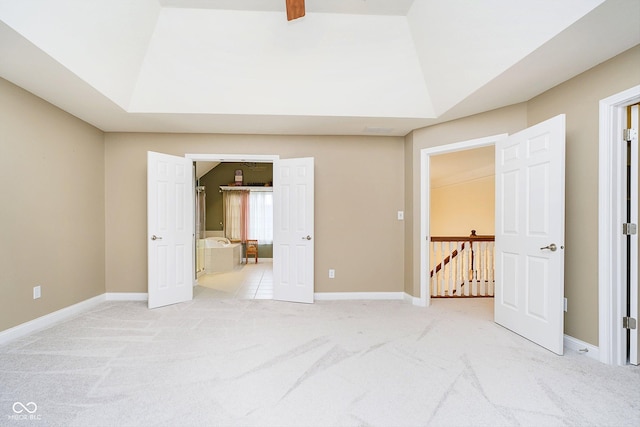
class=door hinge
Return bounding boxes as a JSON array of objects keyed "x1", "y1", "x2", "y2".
[
  {"x1": 623, "y1": 317, "x2": 637, "y2": 330},
  {"x1": 623, "y1": 128, "x2": 637, "y2": 142},
  {"x1": 623, "y1": 223, "x2": 637, "y2": 235}
]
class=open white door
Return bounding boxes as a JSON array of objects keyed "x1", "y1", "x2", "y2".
[
  {"x1": 495, "y1": 115, "x2": 566, "y2": 355},
  {"x1": 147, "y1": 151, "x2": 194, "y2": 309},
  {"x1": 273, "y1": 157, "x2": 314, "y2": 303}
]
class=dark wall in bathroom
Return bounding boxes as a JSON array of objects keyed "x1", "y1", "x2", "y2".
[{"x1": 198, "y1": 162, "x2": 273, "y2": 257}]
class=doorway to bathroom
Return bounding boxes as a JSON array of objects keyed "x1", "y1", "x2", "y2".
[
  {"x1": 186, "y1": 153, "x2": 315, "y2": 305},
  {"x1": 147, "y1": 152, "x2": 315, "y2": 308},
  {"x1": 194, "y1": 160, "x2": 274, "y2": 300}
]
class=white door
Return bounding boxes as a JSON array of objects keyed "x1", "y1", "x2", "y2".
[
  {"x1": 147, "y1": 151, "x2": 194, "y2": 309},
  {"x1": 495, "y1": 115, "x2": 566, "y2": 355},
  {"x1": 273, "y1": 157, "x2": 314, "y2": 303},
  {"x1": 629, "y1": 104, "x2": 639, "y2": 365}
]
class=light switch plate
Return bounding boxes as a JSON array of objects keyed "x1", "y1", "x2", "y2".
[{"x1": 397, "y1": 211, "x2": 404, "y2": 220}]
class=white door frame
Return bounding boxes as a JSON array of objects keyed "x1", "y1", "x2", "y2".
[
  {"x1": 419, "y1": 134, "x2": 508, "y2": 307},
  {"x1": 598, "y1": 85, "x2": 640, "y2": 365}
]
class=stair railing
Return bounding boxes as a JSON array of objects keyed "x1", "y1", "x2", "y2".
[{"x1": 429, "y1": 230, "x2": 495, "y2": 297}]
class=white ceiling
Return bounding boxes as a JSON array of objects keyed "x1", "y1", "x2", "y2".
[{"x1": 0, "y1": 0, "x2": 638, "y2": 136}]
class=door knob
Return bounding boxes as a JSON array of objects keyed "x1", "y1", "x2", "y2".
[
  {"x1": 151, "y1": 235, "x2": 163, "y2": 241},
  {"x1": 540, "y1": 243, "x2": 557, "y2": 251},
  {"x1": 302, "y1": 235, "x2": 312, "y2": 240}
]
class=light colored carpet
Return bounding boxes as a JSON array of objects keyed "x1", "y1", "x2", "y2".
[{"x1": 1, "y1": 288, "x2": 639, "y2": 426}]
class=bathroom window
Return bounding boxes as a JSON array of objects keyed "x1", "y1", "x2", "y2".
[{"x1": 249, "y1": 191, "x2": 273, "y2": 244}]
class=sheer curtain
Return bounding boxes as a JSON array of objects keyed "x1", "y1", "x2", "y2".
[
  {"x1": 223, "y1": 190, "x2": 249, "y2": 241},
  {"x1": 249, "y1": 191, "x2": 273, "y2": 244}
]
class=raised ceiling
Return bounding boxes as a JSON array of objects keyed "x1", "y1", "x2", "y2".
[{"x1": 0, "y1": 0, "x2": 638, "y2": 136}]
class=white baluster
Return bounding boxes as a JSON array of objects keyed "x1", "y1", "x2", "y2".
[
  {"x1": 432, "y1": 241, "x2": 439, "y2": 297},
  {"x1": 455, "y1": 241, "x2": 463, "y2": 297},
  {"x1": 479, "y1": 241, "x2": 486, "y2": 296},
  {"x1": 438, "y1": 241, "x2": 444, "y2": 297},
  {"x1": 463, "y1": 241, "x2": 469, "y2": 296},
  {"x1": 445, "y1": 241, "x2": 451, "y2": 296}
]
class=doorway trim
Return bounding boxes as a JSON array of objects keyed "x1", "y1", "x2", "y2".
[
  {"x1": 419, "y1": 134, "x2": 508, "y2": 307},
  {"x1": 598, "y1": 85, "x2": 640, "y2": 365},
  {"x1": 187, "y1": 154, "x2": 279, "y2": 163}
]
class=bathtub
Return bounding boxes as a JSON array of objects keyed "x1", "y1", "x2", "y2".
[{"x1": 199, "y1": 237, "x2": 242, "y2": 273}]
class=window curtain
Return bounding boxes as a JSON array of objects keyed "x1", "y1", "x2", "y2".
[
  {"x1": 249, "y1": 191, "x2": 273, "y2": 244},
  {"x1": 222, "y1": 190, "x2": 249, "y2": 242}
]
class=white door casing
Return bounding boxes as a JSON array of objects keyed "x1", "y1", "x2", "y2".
[
  {"x1": 598, "y1": 85, "x2": 640, "y2": 365},
  {"x1": 495, "y1": 114, "x2": 566, "y2": 355},
  {"x1": 147, "y1": 151, "x2": 194, "y2": 309},
  {"x1": 629, "y1": 104, "x2": 639, "y2": 365},
  {"x1": 273, "y1": 157, "x2": 315, "y2": 303}
]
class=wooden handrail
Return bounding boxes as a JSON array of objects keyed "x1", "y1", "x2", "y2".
[{"x1": 430, "y1": 230, "x2": 495, "y2": 242}]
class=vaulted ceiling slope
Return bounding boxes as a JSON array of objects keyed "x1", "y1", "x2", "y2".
[{"x1": 0, "y1": 0, "x2": 638, "y2": 136}]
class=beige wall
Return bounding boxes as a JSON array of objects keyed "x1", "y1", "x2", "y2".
[
  {"x1": 430, "y1": 176, "x2": 495, "y2": 236},
  {"x1": 527, "y1": 44, "x2": 640, "y2": 346},
  {"x1": 0, "y1": 78, "x2": 105, "y2": 332},
  {"x1": 405, "y1": 103, "x2": 529, "y2": 297},
  {"x1": 105, "y1": 133, "x2": 405, "y2": 294}
]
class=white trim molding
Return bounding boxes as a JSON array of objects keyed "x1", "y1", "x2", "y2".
[
  {"x1": 564, "y1": 334, "x2": 600, "y2": 362},
  {"x1": 0, "y1": 294, "x2": 106, "y2": 345},
  {"x1": 186, "y1": 153, "x2": 279, "y2": 163},
  {"x1": 598, "y1": 85, "x2": 640, "y2": 365},
  {"x1": 0, "y1": 293, "x2": 150, "y2": 346},
  {"x1": 405, "y1": 293, "x2": 426, "y2": 307},
  {"x1": 105, "y1": 293, "x2": 148, "y2": 301}
]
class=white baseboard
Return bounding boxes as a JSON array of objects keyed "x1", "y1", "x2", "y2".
[
  {"x1": 0, "y1": 292, "x2": 149, "y2": 346},
  {"x1": 405, "y1": 293, "x2": 426, "y2": 307},
  {"x1": 314, "y1": 292, "x2": 407, "y2": 301},
  {"x1": 0, "y1": 294, "x2": 106, "y2": 345},
  {"x1": 564, "y1": 334, "x2": 600, "y2": 361},
  {"x1": 105, "y1": 292, "x2": 148, "y2": 301}
]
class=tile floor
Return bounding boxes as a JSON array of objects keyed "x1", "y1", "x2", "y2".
[{"x1": 196, "y1": 259, "x2": 273, "y2": 299}]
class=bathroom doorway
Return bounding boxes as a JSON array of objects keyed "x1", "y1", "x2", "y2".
[{"x1": 194, "y1": 160, "x2": 274, "y2": 299}]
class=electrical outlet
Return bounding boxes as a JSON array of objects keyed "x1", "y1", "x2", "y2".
[
  {"x1": 564, "y1": 297, "x2": 567, "y2": 312},
  {"x1": 329, "y1": 269, "x2": 335, "y2": 279},
  {"x1": 33, "y1": 286, "x2": 41, "y2": 300}
]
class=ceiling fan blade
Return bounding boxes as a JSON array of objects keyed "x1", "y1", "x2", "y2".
[{"x1": 286, "y1": 0, "x2": 305, "y2": 21}]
